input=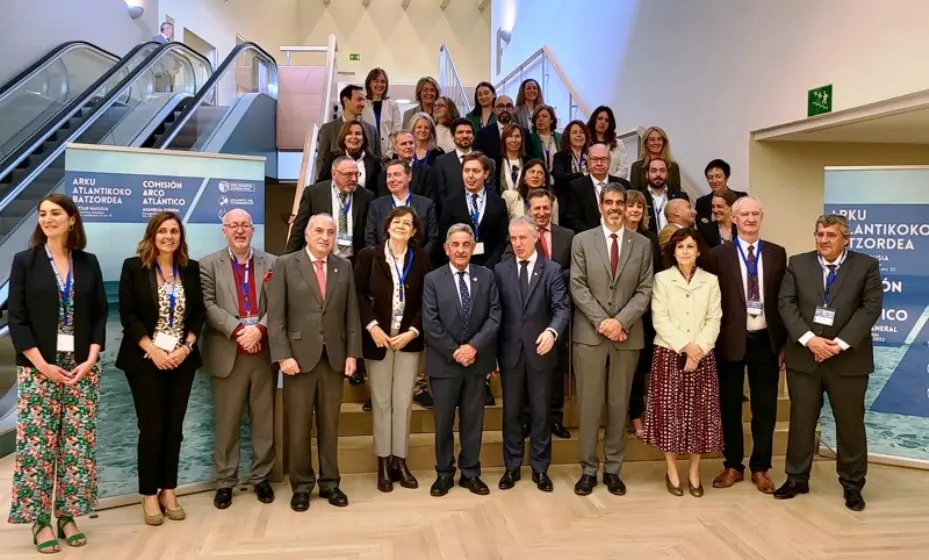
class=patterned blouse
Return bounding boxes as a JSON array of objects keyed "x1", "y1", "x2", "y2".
[{"x1": 154, "y1": 279, "x2": 187, "y2": 349}]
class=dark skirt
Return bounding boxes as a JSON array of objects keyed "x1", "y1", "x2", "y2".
[{"x1": 643, "y1": 346, "x2": 723, "y2": 455}]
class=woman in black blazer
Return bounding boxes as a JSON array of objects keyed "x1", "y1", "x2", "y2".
[
  {"x1": 7, "y1": 194, "x2": 106, "y2": 552},
  {"x1": 318, "y1": 121, "x2": 383, "y2": 195},
  {"x1": 115, "y1": 211, "x2": 204, "y2": 526},
  {"x1": 697, "y1": 188, "x2": 739, "y2": 248},
  {"x1": 354, "y1": 206, "x2": 431, "y2": 493},
  {"x1": 551, "y1": 119, "x2": 591, "y2": 221}
]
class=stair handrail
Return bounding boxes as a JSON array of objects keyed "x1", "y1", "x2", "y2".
[
  {"x1": 493, "y1": 46, "x2": 591, "y2": 121},
  {"x1": 438, "y1": 43, "x2": 472, "y2": 114},
  {"x1": 287, "y1": 123, "x2": 320, "y2": 240}
]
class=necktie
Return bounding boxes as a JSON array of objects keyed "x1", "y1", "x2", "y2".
[
  {"x1": 338, "y1": 192, "x2": 349, "y2": 235},
  {"x1": 519, "y1": 260, "x2": 530, "y2": 301},
  {"x1": 610, "y1": 233, "x2": 619, "y2": 278},
  {"x1": 458, "y1": 271, "x2": 471, "y2": 337},
  {"x1": 825, "y1": 264, "x2": 837, "y2": 303},
  {"x1": 314, "y1": 260, "x2": 327, "y2": 301},
  {"x1": 539, "y1": 227, "x2": 550, "y2": 259},
  {"x1": 747, "y1": 245, "x2": 759, "y2": 301},
  {"x1": 511, "y1": 165, "x2": 519, "y2": 189},
  {"x1": 470, "y1": 193, "x2": 480, "y2": 230}
]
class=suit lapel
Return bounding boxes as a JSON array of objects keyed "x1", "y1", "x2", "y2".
[
  {"x1": 254, "y1": 251, "x2": 270, "y2": 309},
  {"x1": 593, "y1": 230, "x2": 612, "y2": 279},
  {"x1": 525, "y1": 259, "x2": 543, "y2": 306},
  {"x1": 826, "y1": 251, "x2": 852, "y2": 305},
  {"x1": 728, "y1": 245, "x2": 746, "y2": 304},
  {"x1": 324, "y1": 258, "x2": 339, "y2": 309},
  {"x1": 612, "y1": 232, "x2": 632, "y2": 285},
  {"x1": 811, "y1": 253, "x2": 826, "y2": 302},
  {"x1": 296, "y1": 250, "x2": 324, "y2": 306},
  {"x1": 445, "y1": 267, "x2": 463, "y2": 316},
  {"x1": 218, "y1": 251, "x2": 239, "y2": 305}
]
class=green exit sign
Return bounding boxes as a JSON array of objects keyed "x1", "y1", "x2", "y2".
[
  {"x1": 808, "y1": 84, "x2": 833, "y2": 116},
  {"x1": 348, "y1": 53, "x2": 361, "y2": 62}
]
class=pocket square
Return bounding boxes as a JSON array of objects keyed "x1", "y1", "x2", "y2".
[{"x1": 264, "y1": 271, "x2": 273, "y2": 282}]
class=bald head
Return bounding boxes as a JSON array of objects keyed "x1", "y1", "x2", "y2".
[
  {"x1": 495, "y1": 95, "x2": 515, "y2": 124},
  {"x1": 221, "y1": 208, "x2": 254, "y2": 254},
  {"x1": 665, "y1": 198, "x2": 695, "y2": 227},
  {"x1": 222, "y1": 208, "x2": 252, "y2": 226},
  {"x1": 588, "y1": 143, "x2": 610, "y2": 180}
]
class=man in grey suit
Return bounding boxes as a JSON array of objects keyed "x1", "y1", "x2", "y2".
[
  {"x1": 151, "y1": 22, "x2": 176, "y2": 92},
  {"x1": 152, "y1": 22, "x2": 173, "y2": 43},
  {"x1": 200, "y1": 209, "x2": 276, "y2": 510},
  {"x1": 422, "y1": 223, "x2": 501, "y2": 497},
  {"x1": 268, "y1": 213, "x2": 362, "y2": 512},
  {"x1": 365, "y1": 159, "x2": 439, "y2": 255},
  {"x1": 315, "y1": 85, "x2": 380, "y2": 181},
  {"x1": 775, "y1": 213, "x2": 882, "y2": 511},
  {"x1": 570, "y1": 183, "x2": 654, "y2": 496}
]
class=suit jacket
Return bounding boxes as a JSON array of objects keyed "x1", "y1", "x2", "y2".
[
  {"x1": 552, "y1": 151, "x2": 583, "y2": 203},
  {"x1": 501, "y1": 188, "x2": 560, "y2": 224},
  {"x1": 570, "y1": 227, "x2": 654, "y2": 349},
  {"x1": 529, "y1": 131, "x2": 561, "y2": 165},
  {"x1": 151, "y1": 34, "x2": 169, "y2": 44},
  {"x1": 706, "y1": 239, "x2": 787, "y2": 362},
  {"x1": 475, "y1": 123, "x2": 538, "y2": 163},
  {"x1": 8, "y1": 247, "x2": 107, "y2": 366},
  {"x1": 315, "y1": 118, "x2": 381, "y2": 181},
  {"x1": 437, "y1": 189, "x2": 509, "y2": 269},
  {"x1": 494, "y1": 257, "x2": 570, "y2": 371},
  {"x1": 504, "y1": 223, "x2": 575, "y2": 284},
  {"x1": 115, "y1": 257, "x2": 205, "y2": 372},
  {"x1": 267, "y1": 250, "x2": 362, "y2": 372},
  {"x1": 433, "y1": 150, "x2": 466, "y2": 207},
  {"x1": 285, "y1": 180, "x2": 375, "y2": 255},
  {"x1": 629, "y1": 159, "x2": 682, "y2": 192},
  {"x1": 695, "y1": 188, "x2": 747, "y2": 226},
  {"x1": 650, "y1": 267, "x2": 721, "y2": 354},
  {"x1": 563, "y1": 174, "x2": 630, "y2": 233},
  {"x1": 778, "y1": 250, "x2": 882, "y2": 376},
  {"x1": 354, "y1": 244, "x2": 431, "y2": 360},
  {"x1": 422, "y1": 264, "x2": 501, "y2": 378},
  {"x1": 198, "y1": 248, "x2": 276, "y2": 377},
  {"x1": 699, "y1": 220, "x2": 737, "y2": 248},
  {"x1": 319, "y1": 151, "x2": 382, "y2": 196},
  {"x1": 361, "y1": 99, "x2": 401, "y2": 156},
  {"x1": 376, "y1": 164, "x2": 437, "y2": 202},
  {"x1": 642, "y1": 186, "x2": 690, "y2": 238},
  {"x1": 364, "y1": 193, "x2": 439, "y2": 256}
]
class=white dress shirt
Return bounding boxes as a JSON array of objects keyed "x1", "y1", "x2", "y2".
[
  {"x1": 352, "y1": 152, "x2": 367, "y2": 190},
  {"x1": 465, "y1": 187, "x2": 487, "y2": 224},
  {"x1": 330, "y1": 185, "x2": 355, "y2": 257},
  {"x1": 455, "y1": 148, "x2": 472, "y2": 164},
  {"x1": 591, "y1": 175, "x2": 609, "y2": 201},
  {"x1": 648, "y1": 186, "x2": 669, "y2": 230},
  {"x1": 306, "y1": 249, "x2": 327, "y2": 280},
  {"x1": 515, "y1": 250, "x2": 559, "y2": 339},
  {"x1": 799, "y1": 250, "x2": 850, "y2": 350},
  {"x1": 502, "y1": 157, "x2": 522, "y2": 192},
  {"x1": 449, "y1": 263, "x2": 471, "y2": 305},
  {"x1": 735, "y1": 237, "x2": 766, "y2": 332},
  {"x1": 601, "y1": 224, "x2": 623, "y2": 260}
]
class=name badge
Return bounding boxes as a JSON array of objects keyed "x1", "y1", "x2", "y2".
[
  {"x1": 394, "y1": 307, "x2": 405, "y2": 318},
  {"x1": 337, "y1": 234, "x2": 353, "y2": 247},
  {"x1": 813, "y1": 306, "x2": 836, "y2": 327},
  {"x1": 473, "y1": 241, "x2": 485, "y2": 255},
  {"x1": 746, "y1": 301, "x2": 764, "y2": 316},
  {"x1": 57, "y1": 333, "x2": 75, "y2": 353},
  {"x1": 153, "y1": 331, "x2": 180, "y2": 352},
  {"x1": 242, "y1": 316, "x2": 259, "y2": 327}
]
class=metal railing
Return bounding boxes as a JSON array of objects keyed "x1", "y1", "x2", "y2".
[
  {"x1": 438, "y1": 43, "x2": 471, "y2": 114},
  {"x1": 494, "y1": 46, "x2": 590, "y2": 123}
]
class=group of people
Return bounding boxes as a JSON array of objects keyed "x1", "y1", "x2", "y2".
[{"x1": 5, "y1": 66, "x2": 884, "y2": 555}]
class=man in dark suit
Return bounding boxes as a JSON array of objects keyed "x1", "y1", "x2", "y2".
[
  {"x1": 475, "y1": 95, "x2": 537, "y2": 163},
  {"x1": 152, "y1": 21, "x2": 173, "y2": 43},
  {"x1": 695, "y1": 158, "x2": 747, "y2": 226},
  {"x1": 494, "y1": 216, "x2": 570, "y2": 492},
  {"x1": 641, "y1": 157, "x2": 690, "y2": 238},
  {"x1": 366, "y1": 159, "x2": 439, "y2": 255},
  {"x1": 376, "y1": 130, "x2": 436, "y2": 202},
  {"x1": 315, "y1": 85, "x2": 380, "y2": 181},
  {"x1": 422, "y1": 223, "x2": 501, "y2": 497},
  {"x1": 562, "y1": 143, "x2": 630, "y2": 233},
  {"x1": 705, "y1": 196, "x2": 787, "y2": 494},
  {"x1": 286, "y1": 156, "x2": 375, "y2": 259},
  {"x1": 775, "y1": 213, "x2": 882, "y2": 511},
  {"x1": 268, "y1": 213, "x2": 362, "y2": 512},
  {"x1": 433, "y1": 118, "x2": 475, "y2": 205}
]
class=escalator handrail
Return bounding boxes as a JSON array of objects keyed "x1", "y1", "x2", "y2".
[
  {"x1": 0, "y1": 42, "x2": 215, "y2": 214},
  {"x1": 0, "y1": 41, "x2": 162, "y2": 186},
  {"x1": 154, "y1": 41, "x2": 279, "y2": 150},
  {"x1": 0, "y1": 41, "x2": 121, "y2": 100}
]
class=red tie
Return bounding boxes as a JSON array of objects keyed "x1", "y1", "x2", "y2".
[
  {"x1": 314, "y1": 260, "x2": 327, "y2": 301},
  {"x1": 610, "y1": 233, "x2": 619, "y2": 277},
  {"x1": 539, "y1": 227, "x2": 550, "y2": 259}
]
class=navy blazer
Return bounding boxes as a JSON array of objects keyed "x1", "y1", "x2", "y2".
[
  {"x1": 422, "y1": 264, "x2": 500, "y2": 378},
  {"x1": 493, "y1": 256, "x2": 570, "y2": 371},
  {"x1": 285, "y1": 180, "x2": 375, "y2": 255},
  {"x1": 475, "y1": 123, "x2": 538, "y2": 163},
  {"x1": 364, "y1": 193, "x2": 439, "y2": 256},
  {"x1": 436, "y1": 189, "x2": 509, "y2": 269},
  {"x1": 8, "y1": 246, "x2": 108, "y2": 366},
  {"x1": 376, "y1": 164, "x2": 437, "y2": 203}
]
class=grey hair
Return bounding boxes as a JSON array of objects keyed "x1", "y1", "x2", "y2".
[
  {"x1": 731, "y1": 195, "x2": 763, "y2": 216},
  {"x1": 508, "y1": 215, "x2": 538, "y2": 234},
  {"x1": 410, "y1": 112, "x2": 438, "y2": 150},
  {"x1": 665, "y1": 198, "x2": 689, "y2": 219},
  {"x1": 815, "y1": 213, "x2": 851, "y2": 237},
  {"x1": 391, "y1": 129, "x2": 414, "y2": 144},
  {"x1": 331, "y1": 155, "x2": 356, "y2": 173},
  {"x1": 445, "y1": 223, "x2": 475, "y2": 243},
  {"x1": 306, "y1": 212, "x2": 337, "y2": 233},
  {"x1": 598, "y1": 182, "x2": 627, "y2": 204}
]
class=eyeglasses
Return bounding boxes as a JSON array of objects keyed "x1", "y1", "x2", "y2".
[
  {"x1": 589, "y1": 157, "x2": 610, "y2": 164},
  {"x1": 495, "y1": 104, "x2": 515, "y2": 110},
  {"x1": 336, "y1": 170, "x2": 361, "y2": 178},
  {"x1": 224, "y1": 223, "x2": 253, "y2": 231}
]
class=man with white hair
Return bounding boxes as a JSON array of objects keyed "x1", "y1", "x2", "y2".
[
  {"x1": 200, "y1": 209, "x2": 277, "y2": 510},
  {"x1": 268, "y1": 213, "x2": 362, "y2": 512}
]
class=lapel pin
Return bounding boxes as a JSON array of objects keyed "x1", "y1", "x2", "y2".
[{"x1": 334, "y1": 268, "x2": 338, "y2": 273}]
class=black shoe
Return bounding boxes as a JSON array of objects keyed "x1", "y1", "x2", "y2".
[
  {"x1": 349, "y1": 372, "x2": 365, "y2": 386},
  {"x1": 773, "y1": 480, "x2": 810, "y2": 500},
  {"x1": 290, "y1": 491, "x2": 310, "y2": 512},
  {"x1": 498, "y1": 469, "x2": 521, "y2": 490},
  {"x1": 319, "y1": 487, "x2": 349, "y2": 507},
  {"x1": 574, "y1": 474, "x2": 597, "y2": 496},
  {"x1": 533, "y1": 471, "x2": 554, "y2": 492},
  {"x1": 389, "y1": 456, "x2": 419, "y2": 489},
  {"x1": 414, "y1": 392, "x2": 434, "y2": 409},
  {"x1": 430, "y1": 475, "x2": 454, "y2": 497},
  {"x1": 844, "y1": 490, "x2": 866, "y2": 511},
  {"x1": 377, "y1": 456, "x2": 394, "y2": 493},
  {"x1": 603, "y1": 473, "x2": 627, "y2": 496},
  {"x1": 459, "y1": 476, "x2": 491, "y2": 495},
  {"x1": 362, "y1": 398, "x2": 372, "y2": 412},
  {"x1": 483, "y1": 384, "x2": 495, "y2": 406},
  {"x1": 214, "y1": 488, "x2": 233, "y2": 510},
  {"x1": 254, "y1": 480, "x2": 275, "y2": 504},
  {"x1": 551, "y1": 422, "x2": 571, "y2": 439},
  {"x1": 522, "y1": 423, "x2": 531, "y2": 439}
]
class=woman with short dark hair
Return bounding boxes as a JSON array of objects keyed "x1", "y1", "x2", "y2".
[{"x1": 318, "y1": 121, "x2": 383, "y2": 194}]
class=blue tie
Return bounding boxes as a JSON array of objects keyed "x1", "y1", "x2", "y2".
[{"x1": 458, "y1": 271, "x2": 472, "y2": 337}]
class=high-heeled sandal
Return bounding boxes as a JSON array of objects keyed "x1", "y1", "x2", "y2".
[
  {"x1": 31, "y1": 521, "x2": 60, "y2": 554},
  {"x1": 56, "y1": 515, "x2": 86, "y2": 547}
]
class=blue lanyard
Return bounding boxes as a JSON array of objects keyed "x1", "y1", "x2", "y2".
[
  {"x1": 391, "y1": 192, "x2": 412, "y2": 208},
  {"x1": 735, "y1": 238, "x2": 762, "y2": 278},
  {"x1": 45, "y1": 246, "x2": 73, "y2": 326},
  {"x1": 818, "y1": 251, "x2": 846, "y2": 305},
  {"x1": 389, "y1": 249, "x2": 414, "y2": 302},
  {"x1": 339, "y1": 194, "x2": 352, "y2": 217},
  {"x1": 155, "y1": 260, "x2": 178, "y2": 327},
  {"x1": 232, "y1": 252, "x2": 253, "y2": 317},
  {"x1": 573, "y1": 152, "x2": 585, "y2": 172},
  {"x1": 468, "y1": 193, "x2": 482, "y2": 240}
]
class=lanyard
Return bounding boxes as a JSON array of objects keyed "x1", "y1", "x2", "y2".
[
  {"x1": 651, "y1": 193, "x2": 666, "y2": 223},
  {"x1": 391, "y1": 192, "x2": 412, "y2": 208},
  {"x1": 735, "y1": 239, "x2": 762, "y2": 278},
  {"x1": 818, "y1": 251, "x2": 846, "y2": 305},
  {"x1": 338, "y1": 193, "x2": 352, "y2": 218},
  {"x1": 468, "y1": 193, "x2": 482, "y2": 240},
  {"x1": 232, "y1": 251, "x2": 253, "y2": 317},
  {"x1": 389, "y1": 248, "x2": 414, "y2": 303},
  {"x1": 542, "y1": 135, "x2": 554, "y2": 167},
  {"x1": 572, "y1": 152, "x2": 585, "y2": 173},
  {"x1": 505, "y1": 158, "x2": 520, "y2": 189},
  {"x1": 45, "y1": 246, "x2": 73, "y2": 326},
  {"x1": 155, "y1": 260, "x2": 178, "y2": 328}
]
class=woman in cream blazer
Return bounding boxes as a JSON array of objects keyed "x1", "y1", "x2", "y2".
[
  {"x1": 502, "y1": 159, "x2": 559, "y2": 224},
  {"x1": 362, "y1": 68, "x2": 403, "y2": 157}
]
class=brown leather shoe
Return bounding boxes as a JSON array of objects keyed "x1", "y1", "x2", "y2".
[
  {"x1": 712, "y1": 468, "x2": 744, "y2": 489},
  {"x1": 751, "y1": 471, "x2": 775, "y2": 494}
]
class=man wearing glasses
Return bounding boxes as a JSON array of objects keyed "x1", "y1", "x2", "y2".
[
  {"x1": 475, "y1": 95, "x2": 540, "y2": 164},
  {"x1": 287, "y1": 156, "x2": 375, "y2": 259},
  {"x1": 563, "y1": 143, "x2": 632, "y2": 233}
]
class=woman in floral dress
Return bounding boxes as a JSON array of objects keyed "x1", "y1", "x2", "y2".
[{"x1": 7, "y1": 194, "x2": 107, "y2": 553}]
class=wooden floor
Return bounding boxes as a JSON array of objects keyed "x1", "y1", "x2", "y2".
[{"x1": 1, "y1": 455, "x2": 927, "y2": 559}]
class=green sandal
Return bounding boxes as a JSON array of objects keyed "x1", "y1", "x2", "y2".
[
  {"x1": 31, "y1": 521, "x2": 60, "y2": 554},
  {"x1": 56, "y1": 515, "x2": 87, "y2": 547}
]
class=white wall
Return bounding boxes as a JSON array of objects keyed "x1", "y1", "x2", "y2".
[
  {"x1": 492, "y1": 0, "x2": 929, "y2": 194},
  {"x1": 297, "y1": 0, "x2": 490, "y2": 87}
]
